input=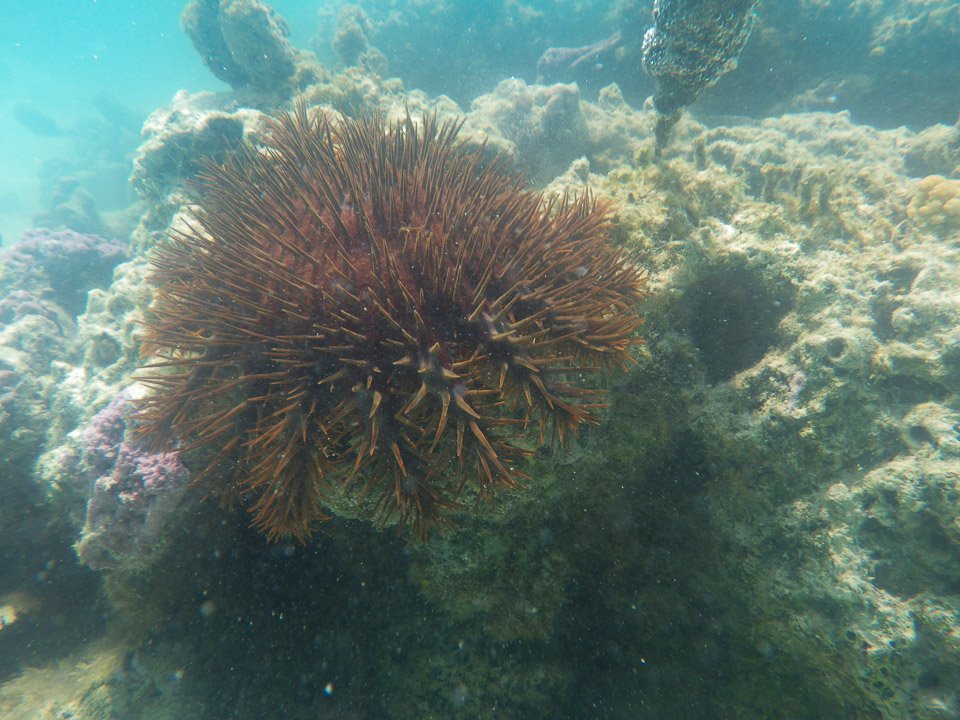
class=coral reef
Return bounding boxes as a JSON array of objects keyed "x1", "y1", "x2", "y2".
[
  {"x1": 0, "y1": 238, "x2": 110, "y2": 671},
  {"x1": 33, "y1": 178, "x2": 110, "y2": 238},
  {"x1": 139, "y1": 105, "x2": 643, "y2": 540},
  {"x1": 7, "y1": 3, "x2": 960, "y2": 718},
  {"x1": 128, "y1": 76, "x2": 455, "y2": 206},
  {"x1": 318, "y1": 0, "x2": 960, "y2": 131},
  {"x1": 0, "y1": 291, "x2": 70, "y2": 471},
  {"x1": 331, "y1": 4, "x2": 387, "y2": 75},
  {"x1": 322, "y1": 0, "x2": 562, "y2": 106},
  {"x1": 459, "y1": 80, "x2": 659, "y2": 184},
  {"x1": 717, "y1": 0, "x2": 960, "y2": 129},
  {"x1": 580, "y1": 108, "x2": 960, "y2": 718},
  {"x1": 0, "y1": 287, "x2": 72, "y2": 480},
  {"x1": 861, "y1": 0, "x2": 960, "y2": 128},
  {"x1": 129, "y1": 91, "x2": 267, "y2": 202},
  {"x1": 902, "y1": 119, "x2": 960, "y2": 178},
  {"x1": 0, "y1": 226, "x2": 126, "y2": 495},
  {"x1": 7, "y1": 96, "x2": 146, "y2": 244}
]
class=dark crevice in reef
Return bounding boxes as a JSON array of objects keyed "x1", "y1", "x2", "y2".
[
  {"x1": 559, "y1": 432, "x2": 718, "y2": 718},
  {"x1": 679, "y1": 262, "x2": 795, "y2": 383},
  {"x1": 870, "y1": 264, "x2": 921, "y2": 343},
  {"x1": 875, "y1": 375, "x2": 948, "y2": 407},
  {"x1": 556, "y1": 430, "x2": 841, "y2": 719},
  {"x1": 860, "y1": 513, "x2": 960, "y2": 600}
]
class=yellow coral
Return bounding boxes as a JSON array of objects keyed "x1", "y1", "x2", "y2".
[{"x1": 908, "y1": 174, "x2": 960, "y2": 231}]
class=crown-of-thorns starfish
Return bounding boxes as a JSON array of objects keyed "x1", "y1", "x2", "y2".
[{"x1": 138, "y1": 102, "x2": 645, "y2": 541}]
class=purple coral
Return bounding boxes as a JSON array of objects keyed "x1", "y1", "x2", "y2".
[
  {"x1": 1, "y1": 228, "x2": 128, "y2": 315},
  {"x1": 82, "y1": 393, "x2": 129, "y2": 476},
  {"x1": 0, "y1": 289, "x2": 70, "y2": 334},
  {"x1": 76, "y1": 391, "x2": 190, "y2": 571}
]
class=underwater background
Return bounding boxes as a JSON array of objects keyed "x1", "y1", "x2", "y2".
[{"x1": 1, "y1": 1, "x2": 959, "y2": 718}]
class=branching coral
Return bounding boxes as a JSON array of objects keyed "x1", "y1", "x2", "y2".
[{"x1": 138, "y1": 104, "x2": 644, "y2": 541}]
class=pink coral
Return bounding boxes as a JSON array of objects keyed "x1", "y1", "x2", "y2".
[{"x1": 76, "y1": 391, "x2": 190, "y2": 571}]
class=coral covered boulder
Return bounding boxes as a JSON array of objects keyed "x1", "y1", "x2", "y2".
[
  {"x1": 181, "y1": 0, "x2": 297, "y2": 91},
  {"x1": 1, "y1": 228, "x2": 128, "y2": 316},
  {"x1": 74, "y1": 390, "x2": 190, "y2": 572}
]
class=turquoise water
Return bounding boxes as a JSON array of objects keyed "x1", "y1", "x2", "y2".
[{"x1": 0, "y1": 0, "x2": 324, "y2": 245}]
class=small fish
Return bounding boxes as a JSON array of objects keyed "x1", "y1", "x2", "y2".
[
  {"x1": 92, "y1": 92, "x2": 143, "y2": 132},
  {"x1": 12, "y1": 102, "x2": 68, "y2": 137},
  {"x1": 536, "y1": 31, "x2": 623, "y2": 83}
]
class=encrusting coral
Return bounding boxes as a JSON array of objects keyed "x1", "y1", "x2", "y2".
[
  {"x1": 137, "y1": 104, "x2": 644, "y2": 541},
  {"x1": 73, "y1": 390, "x2": 190, "y2": 572}
]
